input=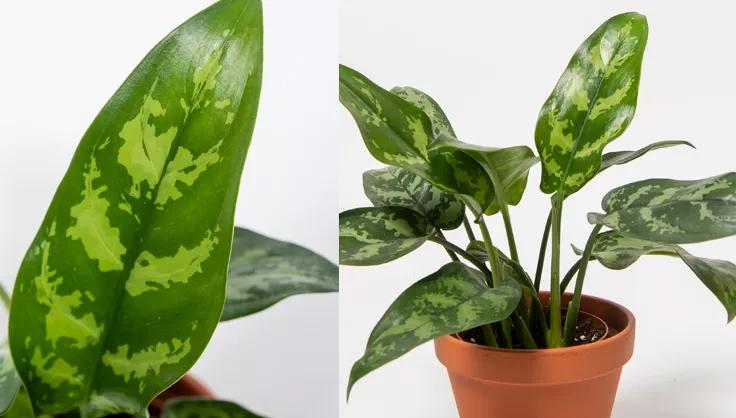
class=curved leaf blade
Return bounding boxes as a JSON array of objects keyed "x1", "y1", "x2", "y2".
[
  {"x1": 221, "y1": 227, "x2": 338, "y2": 321},
  {"x1": 161, "y1": 399, "x2": 263, "y2": 418},
  {"x1": 8, "y1": 1, "x2": 263, "y2": 416},
  {"x1": 347, "y1": 262, "x2": 520, "y2": 397},
  {"x1": 535, "y1": 12, "x2": 648, "y2": 195},
  {"x1": 589, "y1": 173, "x2": 736, "y2": 243},
  {"x1": 339, "y1": 207, "x2": 433, "y2": 266},
  {"x1": 390, "y1": 86, "x2": 456, "y2": 139},
  {"x1": 0, "y1": 387, "x2": 33, "y2": 418},
  {"x1": 600, "y1": 140, "x2": 694, "y2": 172},
  {"x1": 0, "y1": 345, "x2": 20, "y2": 415},
  {"x1": 363, "y1": 166, "x2": 464, "y2": 230},
  {"x1": 578, "y1": 231, "x2": 736, "y2": 321}
]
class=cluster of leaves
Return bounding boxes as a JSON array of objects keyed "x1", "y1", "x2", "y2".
[
  {"x1": 339, "y1": 12, "x2": 736, "y2": 397},
  {"x1": 0, "y1": 0, "x2": 337, "y2": 417}
]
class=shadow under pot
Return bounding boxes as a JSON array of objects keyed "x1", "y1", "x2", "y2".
[{"x1": 435, "y1": 292, "x2": 635, "y2": 418}]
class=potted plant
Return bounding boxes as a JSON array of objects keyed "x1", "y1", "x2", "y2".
[
  {"x1": 339, "y1": 12, "x2": 736, "y2": 418},
  {"x1": 0, "y1": 0, "x2": 337, "y2": 417}
]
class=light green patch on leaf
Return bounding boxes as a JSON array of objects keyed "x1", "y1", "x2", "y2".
[
  {"x1": 348, "y1": 262, "x2": 520, "y2": 397},
  {"x1": 67, "y1": 157, "x2": 126, "y2": 272},
  {"x1": 339, "y1": 207, "x2": 434, "y2": 266},
  {"x1": 102, "y1": 338, "x2": 191, "y2": 389},
  {"x1": 221, "y1": 227, "x2": 338, "y2": 321},
  {"x1": 30, "y1": 348, "x2": 82, "y2": 389},
  {"x1": 155, "y1": 140, "x2": 224, "y2": 206},
  {"x1": 126, "y1": 230, "x2": 219, "y2": 297}
]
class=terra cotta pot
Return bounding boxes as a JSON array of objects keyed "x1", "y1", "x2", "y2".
[
  {"x1": 434, "y1": 292, "x2": 635, "y2": 418},
  {"x1": 147, "y1": 374, "x2": 214, "y2": 417}
]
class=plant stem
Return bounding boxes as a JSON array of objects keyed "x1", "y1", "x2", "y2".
[
  {"x1": 428, "y1": 236, "x2": 492, "y2": 279},
  {"x1": 533, "y1": 211, "x2": 552, "y2": 291},
  {"x1": 0, "y1": 284, "x2": 10, "y2": 311},
  {"x1": 548, "y1": 193, "x2": 564, "y2": 348},
  {"x1": 499, "y1": 206, "x2": 520, "y2": 263},
  {"x1": 476, "y1": 216, "x2": 503, "y2": 287},
  {"x1": 462, "y1": 214, "x2": 477, "y2": 241},
  {"x1": 482, "y1": 324, "x2": 499, "y2": 347},
  {"x1": 435, "y1": 230, "x2": 459, "y2": 262},
  {"x1": 563, "y1": 224, "x2": 603, "y2": 345},
  {"x1": 560, "y1": 259, "x2": 583, "y2": 293},
  {"x1": 513, "y1": 312, "x2": 538, "y2": 349}
]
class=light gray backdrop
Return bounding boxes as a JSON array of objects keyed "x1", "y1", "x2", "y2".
[
  {"x1": 340, "y1": 1, "x2": 736, "y2": 417},
  {"x1": 0, "y1": 1, "x2": 337, "y2": 417}
]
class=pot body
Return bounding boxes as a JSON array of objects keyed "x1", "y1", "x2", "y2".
[{"x1": 435, "y1": 292, "x2": 635, "y2": 418}]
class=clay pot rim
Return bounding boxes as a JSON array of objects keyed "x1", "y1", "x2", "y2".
[{"x1": 441, "y1": 293, "x2": 634, "y2": 357}]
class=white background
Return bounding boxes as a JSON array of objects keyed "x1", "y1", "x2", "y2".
[
  {"x1": 0, "y1": 1, "x2": 337, "y2": 417},
  {"x1": 340, "y1": 1, "x2": 736, "y2": 417}
]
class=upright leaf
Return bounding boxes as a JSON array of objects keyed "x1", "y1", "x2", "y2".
[
  {"x1": 589, "y1": 173, "x2": 736, "y2": 243},
  {"x1": 535, "y1": 12, "x2": 648, "y2": 195},
  {"x1": 222, "y1": 227, "x2": 338, "y2": 321},
  {"x1": 576, "y1": 231, "x2": 736, "y2": 321},
  {"x1": 339, "y1": 207, "x2": 433, "y2": 266},
  {"x1": 363, "y1": 166, "x2": 464, "y2": 229},
  {"x1": 348, "y1": 262, "x2": 520, "y2": 397},
  {"x1": 600, "y1": 140, "x2": 694, "y2": 171},
  {"x1": 9, "y1": 1, "x2": 263, "y2": 416},
  {"x1": 161, "y1": 399, "x2": 263, "y2": 418}
]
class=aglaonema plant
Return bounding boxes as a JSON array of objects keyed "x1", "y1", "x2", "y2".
[
  {"x1": 339, "y1": 11, "x2": 736, "y2": 397},
  {"x1": 0, "y1": 0, "x2": 337, "y2": 417}
]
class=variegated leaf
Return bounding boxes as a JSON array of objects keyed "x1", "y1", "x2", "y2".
[
  {"x1": 363, "y1": 166, "x2": 464, "y2": 230},
  {"x1": 8, "y1": 1, "x2": 263, "y2": 416},
  {"x1": 575, "y1": 231, "x2": 736, "y2": 321},
  {"x1": 339, "y1": 207, "x2": 433, "y2": 266},
  {"x1": 535, "y1": 12, "x2": 648, "y2": 195},
  {"x1": 339, "y1": 65, "x2": 431, "y2": 169},
  {"x1": 0, "y1": 344, "x2": 20, "y2": 415},
  {"x1": 589, "y1": 173, "x2": 736, "y2": 243},
  {"x1": 221, "y1": 227, "x2": 338, "y2": 321},
  {"x1": 390, "y1": 86, "x2": 456, "y2": 139},
  {"x1": 347, "y1": 262, "x2": 521, "y2": 396},
  {"x1": 466, "y1": 241, "x2": 533, "y2": 287},
  {"x1": 0, "y1": 387, "x2": 32, "y2": 418},
  {"x1": 430, "y1": 136, "x2": 538, "y2": 214},
  {"x1": 600, "y1": 140, "x2": 694, "y2": 172},
  {"x1": 161, "y1": 399, "x2": 263, "y2": 418}
]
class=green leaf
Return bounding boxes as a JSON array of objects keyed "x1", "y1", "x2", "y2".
[
  {"x1": 0, "y1": 345, "x2": 20, "y2": 415},
  {"x1": 0, "y1": 387, "x2": 33, "y2": 418},
  {"x1": 347, "y1": 262, "x2": 520, "y2": 397},
  {"x1": 390, "y1": 86, "x2": 456, "y2": 139},
  {"x1": 589, "y1": 173, "x2": 736, "y2": 244},
  {"x1": 430, "y1": 136, "x2": 538, "y2": 215},
  {"x1": 339, "y1": 207, "x2": 434, "y2": 266},
  {"x1": 363, "y1": 166, "x2": 464, "y2": 229},
  {"x1": 221, "y1": 227, "x2": 338, "y2": 321},
  {"x1": 339, "y1": 65, "x2": 432, "y2": 169},
  {"x1": 161, "y1": 399, "x2": 263, "y2": 418},
  {"x1": 600, "y1": 140, "x2": 694, "y2": 172},
  {"x1": 535, "y1": 12, "x2": 648, "y2": 195},
  {"x1": 576, "y1": 231, "x2": 736, "y2": 321},
  {"x1": 8, "y1": 1, "x2": 263, "y2": 416}
]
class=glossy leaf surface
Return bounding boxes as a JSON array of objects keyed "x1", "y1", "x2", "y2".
[
  {"x1": 535, "y1": 12, "x2": 648, "y2": 195},
  {"x1": 600, "y1": 140, "x2": 694, "y2": 172},
  {"x1": 430, "y1": 136, "x2": 538, "y2": 214},
  {"x1": 0, "y1": 344, "x2": 20, "y2": 415},
  {"x1": 161, "y1": 399, "x2": 263, "y2": 418},
  {"x1": 339, "y1": 207, "x2": 433, "y2": 266},
  {"x1": 577, "y1": 231, "x2": 736, "y2": 321},
  {"x1": 589, "y1": 173, "x2": 736, "y2": 243},
  {"x1": 390, "y1": 87, "x2": 456, "y2": 139},
  {"x1": 348, "y1": 262, "x2": 520, "y2": 396},
  {"x1": 363, "y1": 166, "x2": 463, "y2": 229},
  {"x1": 8, "y1": 1, "x2": 263, "y2": 416},
  {"x1": 222, "y1": 227, "x2": 338, "y2": 321}
]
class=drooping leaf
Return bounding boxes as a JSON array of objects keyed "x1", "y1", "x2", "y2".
[
  {"x1": 390, "y1": 86, "x2": 456, "y2": 138},
  {"x1": 588, "y1": 173, "x2": 736, "y2": 243},
  {"x1": 348, "y1": 262, "x2": 520, "y2": 396},
  {"x1": 600, "y1": 140, "x2": 694, "y2": 172},
  {"x1": 339, "y1": 207, "x2": 434, "y2": 266},
  {"x1": 575, "y1": 231, "x2": 736, "y2": 321},
  {"x1": 8, "y1": 1, "x2": 263, "y2": 416},
  {"x1": 535, "y1": 12, "x2": 648, "y2": 196},
  {"x1": 0, "y1": 387, "x2": 33, "y2": 418},
  {"x1": 161, "y1": 399, "x2": 263, "y2": 418},
  {"x1": 430, "y1": 136, "x2": 539, "y2": 214},
  {"x1": 339, "y1": 66, "x2": 494, "y2": 213},
  {"x1": 339, "y1": 65, "x2": 432, "y2": 169},
  {"x1": 0, "y1": 344, "x2": 20, "y2": 415},
  {"x1": 221, "y1": 227, "x2": 338, "y2": 321},
  {"x1": 363, "y1": 166, "x2": 464, "y2": 229}
]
